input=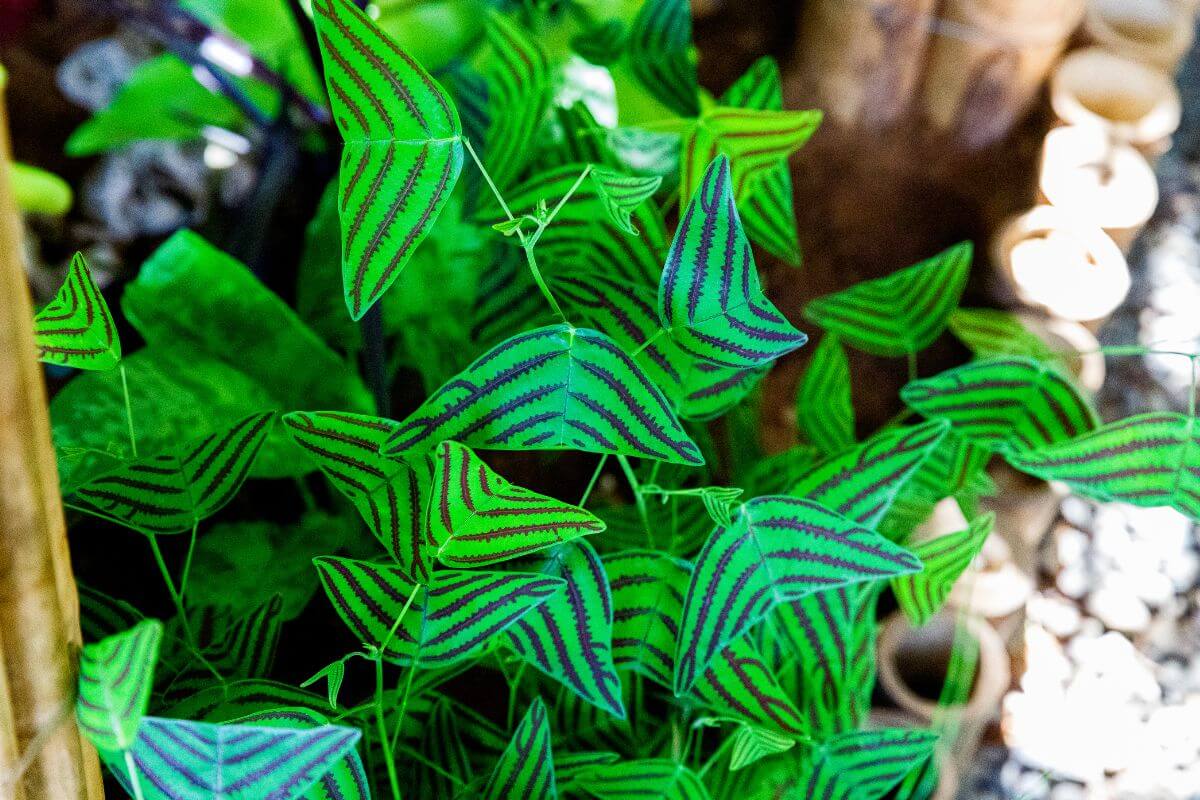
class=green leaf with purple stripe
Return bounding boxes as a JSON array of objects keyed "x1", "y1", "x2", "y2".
[
  {"x1": 414, "y1": 698, "x2": 472, "y2": 798},
  {"x1": 590, "y1": 168, "x2": 663, "y2": 236},
  {"x1": 381, "y1": 324, "x2": 703, "y2": 466},
  {"x1": 72, "y1": 412, "x2": 275, "y2": 535},
  {"x1": 34, "y1": 252, "x2": 121, "y2": 370},
  {"x1": 505, "y1": 541, "x2": 625, "y2": 719},
  {"x1": 314, "y1": 556, "x2": 564, "y2": 666},
  {"x1": 674, "y1": 496, "x2": 920, "y2": 694},
  {"x1": 626, "y1": 0, "x2": 699, "y2": 117},
  {"x1": 804, "y1": 242, "x2": 972, "y2": 357},
  {"x1": 948, "y1": 308, "x2": 1062, "y2": 365},
  {"x1": 658, "y1": 156, "x2": 807, "y2": 368},
  {"x1": 901, "y1": 357, "x2": 1098, "y2": 454},
  {"x1": 482, "y1": 697, "x2": 556, "y2": 800},
  {"x1": 480, "y1": 10, "x2": 551, "y2": 192},
  {"x1": 1007, "y1": 412, "x2": 1200, "y2": 521},
  {"x1": 230, "y1": 708, "x2": 370, "y2": 800},
  {"x1": 110, "y1": 716, "x2": 361, "y2": 800},
  {"x1": 574, "y1": 759, "x2": 709, "y2": 800},
  {"x1": 797, "y1": 334, "x2": 855, "y2": 454},
  {"x1": 76, "y1": 620, "x2": 162, "y2": 754},
  {"x1": 429, "y1": 441, "x2": 605, "y2": 567},
  {"x1": 792, "y1": 728, "x2": 937, "y2": 800},
  {"x1": 312, "y1": 0, "x2": 464, "y2": 320},
  {"x1": 893, "y1": 513, "x2": 993, "y2": 626}
]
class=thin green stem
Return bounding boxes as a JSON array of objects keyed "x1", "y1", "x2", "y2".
[
  {"x1": 462, "y1": 137, "x2": 515, "y2": 221},
  {"x1": 631, "y1": 328, "x2": 666, "y2": 357},
  {"x1": 124, "y1": 749, "x2": 146, "y2": 800},
  {"x1": 119, "y1": 364, "x2": 138, "y2": 457},
  {"x1": 697, "y1": 733, "x2": 735, "y2": 777},
  {"x1": 506, "y1": 661, "x2": 527, "y2": 732},
  {"x1": 146, "y1": 534, "x2": 222, "y2": 684},
  {"x1": 906, "y1": 349, "x2": 918, "y2": 382},
  {"x1": 374, "y1": 582, "x2": 422, "y2": 800},
  {"x1": 178, "y1": 518, "x2": 199, "y2": 602},
  {"x1": 530, "y1": 164, "x2": 593, "y2": 244},
  {"x1": 578, "y1": 454, "x2": 608, "y2": 507},
  {"x1": 520, "y1": 243, "x2": 568, "y2": 322},
  {"x1": 617, "y1": 455, "x2": 653, "y2": 548}
]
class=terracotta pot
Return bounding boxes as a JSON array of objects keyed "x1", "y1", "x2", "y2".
[{"x1": 1082, "y1": 0, "x2": 1193, "y2": 72}]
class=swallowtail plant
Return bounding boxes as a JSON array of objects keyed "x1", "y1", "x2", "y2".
[{"x1": 43, "y1": 0, "x2": 1196, "y2": 798}]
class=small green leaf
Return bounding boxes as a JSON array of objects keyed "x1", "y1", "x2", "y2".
[
  {"x1": 491, "y1": 218, "x2": 524, "y2": 236},
  {"x1": 483, "y1": 698, "x2": 556, "y2": 799},
  {"x1": 590, "y1": 167, "x2": 663, "y2": 236},
  {"x1": 34, "y1": 252, "x2": 120, "y2": 371},
  {"x1": 300, "y1": 659, "x2": 348, "y2": 711},
  {"x1": 893, "y1": 513, "x2": 994, "y2": 626},
  {"x1": 728, "y1": 723, "x2": 797, "y2": 771},
  {"x1": 76, "y1": 620, "x2": 162, "y2": 753},
  {"x1": 797, "y1": 334, "x2": 855, "y2": 454}
]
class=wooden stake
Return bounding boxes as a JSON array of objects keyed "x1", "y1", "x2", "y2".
[{"x1": 0, "y1": 84, "x2": 105, "y2": 800}]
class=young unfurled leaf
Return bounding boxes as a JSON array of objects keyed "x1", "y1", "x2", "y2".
[
  {"x1": 482, "y1": 698, "x2": 556, "y2": 800},
  {"x1": 33, "y1": 252, "x2": 120, "y2": 371},
  {"x1": 626, "y1": 0, "x2": 699, "y2": 117},
  {"x1": 949, "y1": 308, "x2": 1061, "y2": 365},
  {"x1": 719, "y1": 57, "x2": 802, "y2": 265},
  {"x1": 312, "y1": 0, "x2": 464, "y2": 320},
  {"x1": 1007, "y1": 412, "x2": 1200, "y2": 521},
  {"x1": 698, "y1": 486, "x2": 744, "y2": 528},
  {"x1": 382, "y1": 324, "x2": 704, "y2": 466},
  {"x1": 229, "y1": 708, "x2": 370, "y2": 800},
  {"x1": 893, "y1": 513, "x2": 993, "y2": 626},
  {"x1": 789, "y1": 420, "x2": 950, "y2": 529},
  {"x1": 658, "y1": 156, "x2": 807, "y2": 368},
  {"x1": 902, "y1": 357, "x2": 1097, "y2": 454},
  {"x1": 283, "y1": 411, "x2": 436, "y2": 580},
  {"x1": 72, "y1": 412, "x2": 275, "y2": 535},
  {"x1": 76, "y1": 620, "x2": 162, "y2": 754},
  {"x1": 109, "y1": 716, "x2": 361, "y2": 800},
  {"x1": 429, "y1": 442, "x2": 605, "y2": 567},
  {"x1": 300, "y1": 659, "x2": 347, "y2": 711},
  {"x1": 590, "y1": 168, "x2": 663, "y2": 235},
  {"x1": 728, "y1": 723, "x2": 798, "y2": 771},
  {"x1": 792, "y1": 728, "x2": 937, "y2": 800},
  {"x1": 674, "y1": 496, "x2": 920, "y2": 694},
  {"x1": 797, "y1": 334, "x2": 855, "y2": 454},
  {"x1": 480, "y1": 10, "x2": 551, "y2": 192},
  {"x1": 804, "y1": 242, "x2": 973, "y2": 357},
  {"x1": 679, "y1": 108, "x2": 821, "y2": 209},
  {"x1": 314, "y1": 556, "x2": 564, "y2": 666},
  {"x1": 575, "y1": 759, "x2": 709, "y2": 800}
]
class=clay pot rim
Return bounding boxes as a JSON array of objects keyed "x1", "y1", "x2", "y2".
[{"x1": 1050, "y1": 48, "x2": 1182, "y2": 145}]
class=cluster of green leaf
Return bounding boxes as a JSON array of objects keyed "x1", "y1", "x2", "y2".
[{"x1": 41, "y1": 1, "x2": 1200, "y2": 799}]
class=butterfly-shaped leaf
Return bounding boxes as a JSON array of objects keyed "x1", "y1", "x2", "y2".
[
  {"x1": 728, "y1": 723, "x2": 797, "y2": 771},
  {"x1": 312, "y1": 0, "x2": 464, "y2": 320},
  {"x1": 797, "y1": 334, "x2": 855, "y2": 454},
  {"x1": 283, "y1": 411, "x2": 435, "y2": 580},
  {"x1": 658, "y1": 156, "x2": 807, "y2": 368},
  {"x1": 679, "y1": 108, "x2": 821, "y2": 209},
  {"x1": 719, "y1": 57, "x2": 801, "y2": 265},
  {"x1": 231, "y1": 708, "x2": 370, "y2": 800},
  {"x1": 1007, "y1": 412, "x2": 1200, "y2": 521},
  {"x1": 893, "y1": 513, "x2": 993, "y2": 626},
  {"x1": 674, "y1": 496, "x2": 920, "y2": 694},
  {"x1": 902, "y1": 357, "x2": 1097, "y2": 454},
  {"x1": 72, "y1": 412, "x2": 274, "y2": 534},
  {"x1": 575, "y1": 759, "x2": 709, "y2": 800},
  {"x1": 789, "y1": 420, "x2": 950, "y2": 529},
  {"x1": 112, "y1": 716, "x2": 361, "y2": 800},
  {"x1": 314, "y1": 556, "x2": 564, "y2": 666},
  {"x1": 480, "y1": 10, "x2": 551, "y2": 192},
  {"x1": 382, "y1": 324, "x2": 703, "y2": 465},
  {"x1": 804, "y1": 242, "x2": 973, "y2": 357},
  {"x1": 34, "y1": 252, "x2": 120, "y2": 370},
  {"x1": 626, "y1": 0, "x2": 699, "y2": 117},
  {"x1": 949, "y1": 308, "x2": 1061, "y2": 365},
  {"x1": 791, "y1": 729, "x2": 937, "y2": 800},
  {"x1": 482, "y1": 698, "x2": 556, "y2": 800},
  {"x1": 76, "y1": 620, "x2": 162, "y2": 754},
  {"x1": 506, "y1": 541, "x2": 625, "y2": 719},
  {"x1": 429, "y1": 441, "x2": 605, "y2": 567},
  {"x1": 590, "y1": 168, "x2": 663, "y2": 236}
]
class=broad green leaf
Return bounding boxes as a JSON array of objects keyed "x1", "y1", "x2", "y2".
[
  {"x1": 550, "y1": 690, "x2": 632, "y2": 755},
  {"x1": 893, "y1": 754, "x2": 940, "y2": 800},
  {"x1": 658, "y1": 156, "x2": 807, "y2": 368},
  {"x1": 555, "y1": 751, "x2": 621, "y2": 795},
  {"x1": 480, "y1": 10, "x2": 551, "y2": 191},
  {"x1": 789, "y1": 728, "x2": 937, "y2": 800},
  {"x1": 575, "y1": 759, "x2": 709, "y2": 800},
  {"x1": 728, "y1": 724, "x2": 797, "y2": 771},
  {"x1": 797, "y1": 334, "x2": 854, "y2": 454},
  {"x1": 893, "y1": 513, "x2": 993, "y2": 626},
  {"x1": 949, "y1": 308, "x2": 1061, "y2": 364},
  {"x1": 78, "y1": 584, "x2": 145, "y2": 643},
  {"x1": 482, "y1": 698, "x2": 556, "y2": 800},
  {"x1": 414, "y1": 699, "x2": 473, "y2": 798},
  {"x1": 626, "y1": 0, "x2": 699, "y2": 117},
  {"x1": 902, "y1": 357, "x2": 1098, "y2": 453},
  {"x1": 590, "y1": 168, "x2": 663, "y2": 235},
  {"x1": 283, "y1": 411, "x2": 436, "y2": 580},
  {"x1": 314, "y1": 556, "x2": 564, "y2": 666},
  {"x1": 166, "y1": 680, "x2": 333, "y2": 723},
  {"x1": 111, "y1": 716, "x2": 360, "y2": 800},
  {"x1": 161, "y1": 596, "x2": 285, "y2": 703},
  {"x1": 76, "y1": 620, "x2": 162, "y2": 753},
  {"x1": 382, "y1": 324, "x2": 704, "y2": 466},
  {"x1": 1008, "y1": 412, "x2": 1200, "y2": 521},
  {"x1": 506, "y1": 541, "x2": 625, "y2": 719},
  {"x1": 72, "y1": 412, "x2": 274, "y2": 535},
  {"x1": 34, "y1": 252, "x2": 120, "y2": 370},
  {"x1": 804, "y1": 242, "x2": 973, "y2": 357},
  {"x1": 674, "y1": 496, "x2": 920, "y2": 694},
  {"x1": 789, "y1": 420, "x2": 950, "y2": 529},
  {"x1": 720, "y1": 57, "x2": 801, "y2": 266},
  {"x1": 429, "y1": 442, "x2": 605, "y2": 567},
  {"x1": 227, "y1": 708, "x2": 368, "y2": 800},
  {"x1": 313, "y1": 0, "x2": 465, "y2": 320},
  {"x1": 679, "y1": 109, "x2": 821, "y2": 208},
  {"x1": 743, "y1": 445, "x2": 819, "y2": 497}
]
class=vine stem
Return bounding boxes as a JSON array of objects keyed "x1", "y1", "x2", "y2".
[
  {"x1": 120, "y1": 364, "x2": 137, "y2": 457},
  {"x1": 375, "y1": 583, "x2": 422, "y2": 800},
  {"x1": 146, "y1": 534, "x2": 222, "y2": 685},
  {"x1": 906, "y1": 349, "x2": 918, "y2": 382},
  {"x1": 178, "y1": 518, "x2": 199, "y2": 602},
  {"x1": 617, "y1": 455, "x2": 653, "y2": 548},
  {"x1": 578, "y1": 454, "x2": 608, "y2": 506},
  {"x1": 631, "y1": 328, "x2": 666, "y2": 357}
]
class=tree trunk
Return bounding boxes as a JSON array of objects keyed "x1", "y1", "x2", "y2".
[{"x1": 0, "y1": 84, "x2": 105, "y2": 800}]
